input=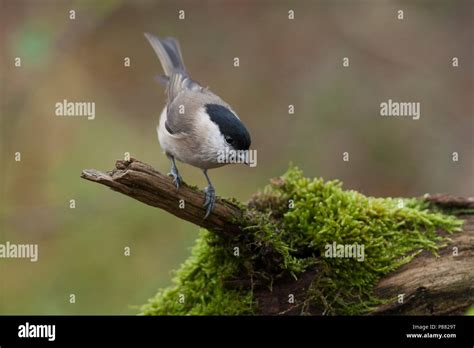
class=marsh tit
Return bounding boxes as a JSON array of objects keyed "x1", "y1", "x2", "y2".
[{"x1": 144, "y1": 33, "x2": 251, "y2": 218}]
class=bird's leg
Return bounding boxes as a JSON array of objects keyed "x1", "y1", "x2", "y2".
[
  {"x1": 167, "y1": 155, "x2": 183, "y2": 189},
  {"x1": 202, "y1": 169, "x2": 216, "y2": 219}
]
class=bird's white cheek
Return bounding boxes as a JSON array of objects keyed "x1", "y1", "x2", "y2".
[
  {"x1": 206, "y1": 132, "x2": 227, "y2": 154},
  {"x1": 196, "y1": 109, "x2": 225, "y2": 151}
]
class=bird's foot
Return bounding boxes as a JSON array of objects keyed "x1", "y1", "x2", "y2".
[
  {"x1": 168, "y1": 167, "x2": 183, "y2": 189},
  {"x1": 203, "y1": 185, "x2": 216, "y2": 219}
]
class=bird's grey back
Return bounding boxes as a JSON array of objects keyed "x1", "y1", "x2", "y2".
[
  {"x1": 165, "y1": 87, "x2": 227, "y2": 135},
  {"x1": 145, "y1": 32, "x2": 229, "y2": 135}
]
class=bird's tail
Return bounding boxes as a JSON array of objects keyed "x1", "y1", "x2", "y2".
[{"x1": 144, "y1": 32, "x2": 186, "y2": 77}]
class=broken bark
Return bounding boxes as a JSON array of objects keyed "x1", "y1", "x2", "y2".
[{"x1": 81, "y1": 159, "x2": 244, "y2": 235}]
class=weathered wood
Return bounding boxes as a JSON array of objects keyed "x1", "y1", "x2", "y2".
[
  {"x1": 81, "y1": 158, "x2": 244, "y2": 235},
  {"x1": 424, "y1": 193, "x2": 474, "y2": 209},
  {"x1": 250, "y1": 214, "x2": 474, "y2": 316},
  {"x1": 81, "y1": 159, "x2": 474, "y2": 315},
  {"x1": 372, "y1": 214, "x2": 474, "y2": 315}
]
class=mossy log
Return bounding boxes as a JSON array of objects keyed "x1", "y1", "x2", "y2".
[{"x1": 81, "y1": 159, "x2": 474, "y2": 315}]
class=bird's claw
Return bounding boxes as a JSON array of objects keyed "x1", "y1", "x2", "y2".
[
  {"x1": 203, "y1": 185, "x2": 215, "y2": 219},
  {"x1": 168, "y1": 169, "x2": 183, "y2": 189}
]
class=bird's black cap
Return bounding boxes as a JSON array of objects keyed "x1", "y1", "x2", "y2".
[{"x1": 205, "y1": 104, "x2": 251, "y2": 150}]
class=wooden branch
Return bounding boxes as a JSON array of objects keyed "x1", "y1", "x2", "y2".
[
  {"x1": 424, "y1": 193, "x2": 474, "y2": 209},
  {"x1": 80, "y1": 158, "x2": 244, "y2": 235},
  {"x1": 253, "y1": 211, "x2": 474, "y2": 316},
  {"x1": 81, "y1": 158, "x2": 473, "y2": 315},
  {"x1": 371, "y1": 214, "x2": 474, "y2": 315}
]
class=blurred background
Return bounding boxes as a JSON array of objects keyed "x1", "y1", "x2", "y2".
[{"x1": 1, "y1": 0, "x2": 472, "y2": 314}]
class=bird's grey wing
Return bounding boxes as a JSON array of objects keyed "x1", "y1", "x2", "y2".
[
  {"x1": 165, "y1": 87, "x2": 221, "y2": 135},
  {"x1": 164, "y1": 90, "x2": 199, "y2": 135},
  {"x1": 167, "y1": 72, "x2": 203, "y2": 102}
]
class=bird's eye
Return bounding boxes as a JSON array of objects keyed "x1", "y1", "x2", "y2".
[{"x1": 225, "y1": 136, "x2": 234, "y2": 144}]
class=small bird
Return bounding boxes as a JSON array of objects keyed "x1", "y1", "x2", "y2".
[{"x1": 144, "y1": 33, "x2": 251, "y2": 218}]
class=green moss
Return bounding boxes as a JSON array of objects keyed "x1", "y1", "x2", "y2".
[
  {"x1": 141, "y1": 166, "x2": 463, "y2": 315},
  {"x1": 141, "y1": 229, "x2": 254, "y2": 315}
]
